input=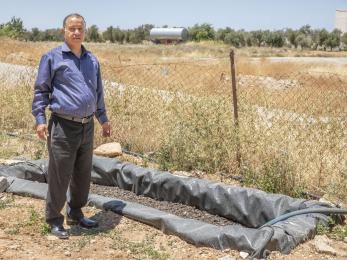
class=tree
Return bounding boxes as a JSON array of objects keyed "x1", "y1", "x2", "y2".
[
  {"x1": 341, "y1": 33, "x2": 347, "y2": 46},
  {"x1": 127, "y1": 25, "x2": 147, "y2": 44},
  {"x1": 271, "y1": 31, "x2": 285, "y2": 47},
  {"x1": 262, "y1": 31, "x2": 285, "y2": 48},
  {"x1": 86, "y1": 25, "x2": 102, "y2": 42},
  {"x1": 42, "y1": 29, "x2": 63, "y2": 41},
  {"x1": 295, "y1": 34, "x2": 312, "y2": 49},
  {"x1": 188, "y1": 23, "x2": 215, "y2": 41},
  {"x1": 325, "y1": 29, "x2": 341, "y2": 50},
  {"x1": 250, "y1": 30, "x2": 265, "y2": 47},
  {"x1": 142, "y1": 24, "x2": 154, "y2": 41},
  {"x1": 310, "y1": 29, "x2": 321, "y2": 49},
  {"x1": 299, "y1": 25, "x2": 312, "y2": 36},
  {"x1": 113, "y1": 27, "x2": 125, "y2": 43},
  {"x1": 30, "y1": 27, "x2": 41, "y2": 41},
  {"x1": 285, "y1": 28, "x2": 299, "y2": 48},
  {"x1": 223, "y1": 30, "x2": 246, "y2": 47},
  {"x1": 0, "y1": 16, "x2": 25, "y2": 39},
  {"x1": 318, "y1": 29, "x2": 329, "y2": 47},
  {"x1": 263, "y1": 30, "x2": 272, "y2": 46},
  {"x1": 103, "y1": 26, "x2": 115, "y2": 42},
  {"x1": 215, "y1": 27, "x2": 232, "y2": 42}
]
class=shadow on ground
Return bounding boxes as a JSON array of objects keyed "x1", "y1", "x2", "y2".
[{"x1": 68, "y1": 209, "x2": 123, "y2": 236}]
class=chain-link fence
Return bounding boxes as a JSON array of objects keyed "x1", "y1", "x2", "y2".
[
  {"x1": 98, "y1": 52, "x2": 347, "y2": 198},
  {"x1": 236, "y1": 65, "x2": 346, "y2": 197}
]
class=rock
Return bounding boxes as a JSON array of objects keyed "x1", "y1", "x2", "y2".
[
  {"x1": 0, "y1": 177, "x2": 9, "y2": 193},
  {"x1": 172, "y1": 171, "x2": 191, "y2": 177},
  {"x1": 239, "y1": 251, "x2": 249, "y2": 259},
  {"x1": 46, "y1": 235, "x2": 58, "y2": 241},
  {"x1": 218, "y1": 256, "x2": 236, "y2": 260},
  {"x1": 64, "y1": 251, "x2": 71, "y2": 257},
  {"x1": 8, "y1": 244, "x2": 19, "y2": 250},
  {"x1": 94, "y1": 142, "x2": 122, "y2": 157},
  {"x1": 313, "y1": 235, "x2": 337, "y2": 256},
  {"x1": 314, "y1": 235, "x2": 347, "y2": 257}
]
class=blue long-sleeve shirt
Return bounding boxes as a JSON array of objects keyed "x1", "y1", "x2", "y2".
[{"x1": 32, "y1": 42, "x2": 108, "y2": 125}]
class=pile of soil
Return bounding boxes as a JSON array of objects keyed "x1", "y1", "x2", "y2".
[{"x1": 90, "y1": 184, "x2": 235, "y2": 226}]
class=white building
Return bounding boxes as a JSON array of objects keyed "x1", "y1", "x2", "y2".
[{"x1": 335, "y1": 10, "x2": 347, "y2": 33}]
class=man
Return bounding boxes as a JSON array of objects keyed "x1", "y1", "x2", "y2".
[{"x1": 32, "y1": 13, "x2": 111, "y2": 239}]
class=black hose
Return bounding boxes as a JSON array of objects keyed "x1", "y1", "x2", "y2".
[
  {"x1": 260, "y1": 208, "x2": 347, "y2": 229},
  {"x1": 121, "y1": 148, "x2": 157, "y2": 162},
  {"x1": 249, "y1": 226, "x2": 274, "y2": 259},
  {"x1": 252, "y1": 207, "x2": 347, "y2": 258}
]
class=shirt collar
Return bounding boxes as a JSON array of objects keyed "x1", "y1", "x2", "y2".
[{"x1": 61, "y1": 42, "x2": 88, "y2": 57}]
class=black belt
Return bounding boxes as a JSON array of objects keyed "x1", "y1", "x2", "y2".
[{"x1": 53, "y1": 113, "x2": 94, "y2": 124}]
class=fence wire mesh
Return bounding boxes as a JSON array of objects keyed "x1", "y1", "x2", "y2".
[
  {"x1": 99, "y1": 54, "x2": 346, "y2": 197},
  {"x1": 236, "y1": 70, "x2": 346, "y2": 196}
]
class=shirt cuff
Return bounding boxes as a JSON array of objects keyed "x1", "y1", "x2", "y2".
[
  {"x1": 36, "y1": 115, "x2": 46, "y2": 125},
  {"x1": 97, "y1": 114, "x2": 109, "y2": 125}
]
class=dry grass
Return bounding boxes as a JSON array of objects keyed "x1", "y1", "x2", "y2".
[{"x1": 0, "y1": 38, "x2": 346, "y2": 201}]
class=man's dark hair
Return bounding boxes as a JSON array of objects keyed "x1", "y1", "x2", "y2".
[{"x1": 63, "y1": 13, "x2": 86, "y2": 28}]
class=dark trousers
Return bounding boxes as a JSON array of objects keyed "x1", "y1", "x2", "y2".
[{"x1": 46, "y1": 114, "x2": 94, "y2": 226}]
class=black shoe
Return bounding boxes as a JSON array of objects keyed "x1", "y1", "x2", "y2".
[
  {"x1": 66, "y1": 216, "x2": 98, "y2": 229},
  {"x1": 50, "y1": 225, "x2": 69, "y2": 239}
]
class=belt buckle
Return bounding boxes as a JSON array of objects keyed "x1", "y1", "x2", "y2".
[{"x1": 81, "y1": 117, "x2": 87, "y2": 124}]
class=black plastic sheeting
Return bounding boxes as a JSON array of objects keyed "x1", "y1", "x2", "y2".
[{"x1": 0, "y1": 156, "x2": 331, "y2": 258}]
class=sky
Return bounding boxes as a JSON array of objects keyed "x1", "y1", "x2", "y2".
[{"x1": 0, "y1": 0, "x2": 346, "y2": 31}]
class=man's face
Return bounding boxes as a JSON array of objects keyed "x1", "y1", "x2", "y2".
[{"x1": 63, "y1": 16, "x2": 85, "y2": 47}]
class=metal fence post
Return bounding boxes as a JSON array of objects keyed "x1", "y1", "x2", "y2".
[{"x1": 229, "y1": 50, "x2": 241, "y2": 168}]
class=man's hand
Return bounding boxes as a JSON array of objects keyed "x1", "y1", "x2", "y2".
[
  {"x1": 101, "y1": 122, "x2": 111, "y2": 137},
  {"x1": 36, "y1": 124, "x2": 48, "y2": 140}
]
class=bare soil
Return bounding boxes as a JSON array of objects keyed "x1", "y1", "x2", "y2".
[
  {"x1": 90, "y1": 183, "x2": 234, "y2": 226},
  {"x1": 0, "y1": 193, "x2": 235, "y2": 260},
  {"x1": 0, "y1": 191, "x2": 345, "y2": 260}
]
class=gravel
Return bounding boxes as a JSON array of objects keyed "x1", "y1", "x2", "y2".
[{"x1": 90, "y1": 183, "x2": 234, "y2": 226}]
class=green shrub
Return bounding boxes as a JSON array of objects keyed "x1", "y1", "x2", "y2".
[{"x1": 242, "y1": 152, "x2": 304, "y2": 197}]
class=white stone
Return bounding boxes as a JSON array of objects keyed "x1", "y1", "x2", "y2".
[
  {"x1": 46, "y1": 235, "x2": 58, "y2": 241},
  {"x1": 218, "y1": 256, "x2": 236, "y2": 260},
  {"x1": 94, "y1": 142, "x2": 122, "y2": 157},
  {"x1": 9, "y1": 244, "x2": 19, "y2": 250},
  {"x1": 239, "y1": 251, "x2": 249, "y2": 259},
  {"x1": 314, "y1": 235, "x2": 337, "y2": 256},
  {"x1": 0, "y1": 177, "x2": 9, "y2": 193}
]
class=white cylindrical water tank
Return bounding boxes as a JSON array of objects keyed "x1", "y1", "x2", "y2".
[
  {"x1": 335, "y1": 10, "x2": 347, "y2": 33},
  {"x1": 150, "y1": 28, "x2": 188, "y2": 42}
]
